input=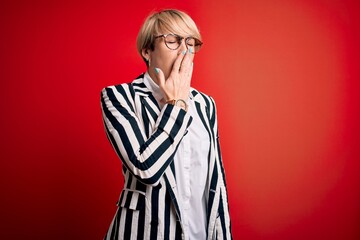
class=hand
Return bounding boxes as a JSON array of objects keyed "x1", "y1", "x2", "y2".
[{"x1": 154, "y1": 48, "x2": 194, "y2": 102}]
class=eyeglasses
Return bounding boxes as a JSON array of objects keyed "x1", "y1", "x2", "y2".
[{"x1": 154, "y1": 34, "x2": 203, "y2": 53}]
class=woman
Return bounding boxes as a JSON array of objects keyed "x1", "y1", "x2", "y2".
[{"x1": 101, "y1": 9, "x2": 232, "y2": 240}]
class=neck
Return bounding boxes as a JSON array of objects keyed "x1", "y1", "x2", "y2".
[{"x1": 147, "y1": 68, "x2": 159, "y2": 85}]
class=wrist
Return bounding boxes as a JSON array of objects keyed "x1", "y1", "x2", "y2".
[{"x1": 166, "y1": 99, "x2": 188, "y2": 112}]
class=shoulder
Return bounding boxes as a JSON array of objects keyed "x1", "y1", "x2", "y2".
[
  {"x1": 191, "y1": 87, "x2": 217, "y2": 109},
  {"x1": 100, "y1": 73, "x2": 146, "y2": 98}
]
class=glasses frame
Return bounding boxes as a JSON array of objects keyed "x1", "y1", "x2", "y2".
[{"x1": 154, "y1": 33, "x2": 203, "y2": 52}]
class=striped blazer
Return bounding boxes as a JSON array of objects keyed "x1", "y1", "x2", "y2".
[{"x1": 101, "y1": 74, "x2": 232, "y2": 240}]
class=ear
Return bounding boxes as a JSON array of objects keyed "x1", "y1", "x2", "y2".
[{"x1": 141, "y1": 48, "x2": 151, "y2": 61}]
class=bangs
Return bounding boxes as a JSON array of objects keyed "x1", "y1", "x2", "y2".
[{"x1": 154, "y1": 11, "x2": 201, "y2": 40}]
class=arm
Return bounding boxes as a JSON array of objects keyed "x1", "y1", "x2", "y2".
[{"x1": 101, "y1": 85, "x2": 192, "y2": 186}]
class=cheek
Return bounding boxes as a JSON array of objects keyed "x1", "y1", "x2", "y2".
[
  {"x1": 150, "y1": 45, "x2": 179, "y2": 76},
  {"x1": 167, "y1": 54, "x2": 179, "y2": 68},
  {"x1": 159, "y1": 52, "x2": 178, "y2": 74}
]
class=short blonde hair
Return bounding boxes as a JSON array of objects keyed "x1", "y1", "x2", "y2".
[{"x1": 136, "y1": 9, "x2": 202, "y2": 64}]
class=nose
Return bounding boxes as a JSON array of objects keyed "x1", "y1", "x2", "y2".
[{"x1": 178, "y1": 39, "x2": 187, "y2": 52}]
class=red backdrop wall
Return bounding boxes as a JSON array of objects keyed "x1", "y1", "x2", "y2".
[{"x1": 1, "y1": 0, "x2": 359, "y2": 239}]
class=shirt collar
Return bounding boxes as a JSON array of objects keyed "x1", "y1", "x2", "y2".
[{"x1": 143, "y1": 71, "x2": 164, "y2": 103}]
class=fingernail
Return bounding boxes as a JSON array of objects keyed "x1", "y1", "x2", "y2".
[
  {"x1": 191, "y1": 62, "x2": 194, "y2": 67},
  {"x1": 182, "y1": 50, "x2": 186, "y2": 55},
  {"x1": 155, "y1": 68, "x2": 160, "y2": 74},
  {"x1": 189, "y1": 48, "x2": 193, "y2": 54}
]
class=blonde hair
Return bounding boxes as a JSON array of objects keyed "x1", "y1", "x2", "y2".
[{"x1": 136, "y1": 9, "x2": 202, "y2": 64}]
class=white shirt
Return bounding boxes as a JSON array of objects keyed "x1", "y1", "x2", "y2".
[{"x1": 144, "y1": 72, "x2": 209, "y2": 240}]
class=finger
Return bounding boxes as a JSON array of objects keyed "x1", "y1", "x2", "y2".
[
  {"x1": 154, "y1": 67, "x2": 165, "y2": 88},
  {"x1": 171, "y1": 50, "x2": 186, "y2": 75},
  {"x1": 179, "y1": 48, "x2": 194, "y2": 75},
  {"x1": 188, "y1": 62, "x2": 194, "y2": 80},
  {"x1": 186, "y1": 62, "x2": 193, "y2": 88}
]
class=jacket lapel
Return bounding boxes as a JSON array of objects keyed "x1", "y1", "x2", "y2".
[
  {"x1": 132, "y1": 76, "x2": 161, "y2": 135},
  {"x1": 191, "y1": 89, "x2": 218, "y2": 193}
]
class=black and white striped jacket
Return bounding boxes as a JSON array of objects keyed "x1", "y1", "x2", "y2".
[{"x1": 101, "y1": 74, "x2": 232, "y2": 240}]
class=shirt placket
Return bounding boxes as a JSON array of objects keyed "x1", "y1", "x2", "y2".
[{"x1": 182, "y1": 133, "x2": 191, "y2": 232}]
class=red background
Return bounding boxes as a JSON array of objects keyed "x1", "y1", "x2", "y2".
[{"x1": 1, "y1": 0, "x2": 359, "y2": 239}]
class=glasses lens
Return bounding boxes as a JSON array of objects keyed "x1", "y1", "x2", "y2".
[
  {"x1": 161, "y1": 34, "x2": 202, "y2": 52},
  {"x1": 164, "y1": 34, "x2": 180, "y2": 50},
  {"x1": 186, "y1": 37, "x2": 202, "y2": 52}
]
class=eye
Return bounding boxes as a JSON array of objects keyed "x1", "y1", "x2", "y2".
[
  {"x1": 186, "y1": 37, "x2": 195, "y2": 46},
  {"x1": 165, "y1": 35, "x2": 178, "y2": 44}
]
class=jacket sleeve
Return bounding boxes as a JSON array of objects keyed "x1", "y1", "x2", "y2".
[
  {"x1": 101, "y1": 85, "x2": 192, "y2": 186},
  {"x1": 210, "y1": 96, "x2": 233, "y2": 239}
]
